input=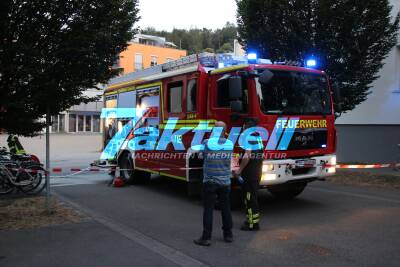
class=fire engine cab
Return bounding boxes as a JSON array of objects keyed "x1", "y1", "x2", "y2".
[{"x1": 103, "y1": 53, "x2": 339, "y2": 199}]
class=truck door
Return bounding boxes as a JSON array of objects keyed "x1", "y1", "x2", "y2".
[
  {"x1": 158, "y1": 78, "x2": 187, "y2": 180},
  {"x1": 209, "y1": 73, "x2": 249, "y2": 126},
  {"x1": 133, "y1": 85, "x2": 160, "y2": 173}
]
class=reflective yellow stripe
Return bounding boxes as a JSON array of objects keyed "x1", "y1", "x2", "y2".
[
  {"x1": 135, "y1": 167, "x2": 159, "y2": 175},
  {"x1": 118, "y1": 86, "x2": 135, "y2": 93},
  {"x1": 246, "y1": 192, "x2": 251, "y2": 201},
  {"x1": 159, "y1": 172, "x2": 186, "y2": 181},
  {"x1": 107, "y1": 79, "x2": 144, "y2": 90},
  {"x1": 247, "y1": 208, "x2": 253, "y2": 227},
  {"x1": 136, "y1": 82, "x2": 162, "y2": 90},
  {"x1": 210, "y1": 64, "x2": 249, "y2": 74},
  {"x1": 105, "y1": 91, "x2": 119, "y2": 96}
]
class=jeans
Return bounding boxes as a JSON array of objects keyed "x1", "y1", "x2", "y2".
[{"x1": 202, "y1": 182, "x2": 233, "y2": 240}]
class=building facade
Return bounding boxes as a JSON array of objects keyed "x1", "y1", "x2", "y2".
[
  {"x1": 50, "y1": 89, "x2": 103, "y2": 134},
  {"x1": 117, "y1": 34, "x2": 187, "y2": 74},
  {"x1": 335, "y1": 0, "x2": 400, "y2": 163}
]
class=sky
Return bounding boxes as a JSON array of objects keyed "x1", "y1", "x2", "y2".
[{"x1": 138, "y1": 0, "x2": 237, "y2": 31}]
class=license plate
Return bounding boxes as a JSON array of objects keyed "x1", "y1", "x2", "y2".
[{"x1": 294, "y1": 159, "x2": 316, "y2": 168}]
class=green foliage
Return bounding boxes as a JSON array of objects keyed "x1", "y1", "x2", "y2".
[
  {"x1": 203, "y1": 48, "x2": 215, "y2": 53},
  {"x1": 217, "y1": 43, "x2": 234, "y2": 53},
  {"x1": 237, "y1": 0, "x2": 400, "y2": 112},
  {"x1": 142, "y1": 22, "x2": 237, "y2": 55},
  {"x1": 0, "y1": 0, "x2": 139, "y2": 135}
]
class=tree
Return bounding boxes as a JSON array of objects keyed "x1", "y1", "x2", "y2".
[
  {"x1": 142, "y1": 23, "x2": 238, "y2": 55},
  {"x1": 217, "y1": 43, "x2": 234, "y2": 53},
  {"x1": 237, "y1": 0, "x2": 400, "y2": 112},
  {"x1": 0, "y1": 0, "x2": 139, "y2": 135}
]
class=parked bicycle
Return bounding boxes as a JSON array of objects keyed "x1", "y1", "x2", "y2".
[
  {"x1": 0, "y1": 147, "x2": 46, "y2": 195},
  {"x1": 394, "y1": 144, "x2": 400, "y2": 171}
]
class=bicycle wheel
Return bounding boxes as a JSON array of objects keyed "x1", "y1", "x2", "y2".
[
  {"x1": 17, "y1": 164, "x2": 47, "y2": 195},
  {"x1": 0, "y1": 173, "x2": 14, "y2": 194}
]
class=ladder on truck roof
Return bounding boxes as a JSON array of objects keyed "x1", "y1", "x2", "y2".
[{"x1": 107, "y1": 53, "x2": 216, "y2": 88}]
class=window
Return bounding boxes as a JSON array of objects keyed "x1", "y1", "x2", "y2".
[
  {"x1": 135, "y1": 54, "x2": 143, "y2": 71},
  {"x1": 105, "y1": 95, "x2": 117, "y2": 108},
  {"x1": 150, "y1": 56, "x2": 158, "y2": 66},
  {"x1": 85, "y1": 116, "x2": 92, "y2": 132},
  {"x1": 69, "y1": 114, "x2": 76, "y2": 132},
  {"x1": 51, "y1": 116, "x2": 58, "y2": 132},
  {"x1": 78, "y1": 115, "x2": 84, "y2": 132},
  {"x1": 217, "y1": 76, "x2": 248, "y2": 112},
  {"x1": 186, "y1": 79, "x2": 197, "y2": 112},
  {"x1": 59, "y1": 114, "x2": 65, "y2": 132},
  {"x1": 167, "y1": 82, "x2": 183, "y2": 113},
  {"x1": 93, "y1": 115, "x2": 100, "y2": 132},
  {"x1": 217, "y1": 78, "x2": 230, "y2": 107}
]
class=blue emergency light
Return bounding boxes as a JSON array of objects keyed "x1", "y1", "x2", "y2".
[
  {"x1": 247, "y1": 53, "x2": 257, "y2": 60},
  {"x1": 306, "y1": 58, "x2": 317, "y2": 68},
  {"x1": 246, "y1": 53, "x2": 257, "y2": 64}
]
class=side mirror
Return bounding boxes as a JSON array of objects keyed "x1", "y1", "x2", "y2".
[
  {"x1": 259, "y1": 69, "x2": 274, "y2": 84},
  {"x1": 228, "y1": 76, "x2": 243, "y2": 100}
]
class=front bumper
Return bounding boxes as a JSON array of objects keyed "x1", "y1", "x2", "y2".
[{"x1": 259, "y1": 155, "x2": 336, "y2": 186}]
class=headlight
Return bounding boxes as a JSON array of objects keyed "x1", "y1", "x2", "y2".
[
  {"x1": 327, "y1": 167, "x2": 336, "y2": 174},
  {"x1": 262, "y1": 173, "x2": 277, "y2": 181},
  {"x1": 330, "y1": 156, "x2": 337, "y2": 166},
  {"x1": 262, "y1": 164, "x2": 274, "y2": 172}
]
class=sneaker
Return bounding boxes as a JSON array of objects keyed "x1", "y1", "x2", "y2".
[
  {"x1": 193, "y1": 238, "x2": 211, "y2": 246},
  {"x1": 240, "y1": 223, "x2": 260, "y2": 231},
  {"x1": 223, "y1": 235, "x2": 233, "y2": 243}
]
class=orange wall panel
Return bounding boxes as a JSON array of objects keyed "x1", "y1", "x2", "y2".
[{"x1": 119, "y1": 43, "x2": 187, "y2": 73}]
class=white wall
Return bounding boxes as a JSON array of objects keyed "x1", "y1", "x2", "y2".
[
  {"x1": 68, "y1": 88, "x2": 103, "y2": 112},
  {"x1": 336, "y1": 0, "x2": 400, "y2": 125}
]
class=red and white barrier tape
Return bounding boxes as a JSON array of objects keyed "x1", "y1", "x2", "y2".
[
  {"x1": 323, "y1": 163, "x2": 400, "y2": 169},
  {"x1": 15, "y1": 163, "x2": 400, "y2": 173},
  {"x1": 8, "y1": 163, "x2": 400, "y2": 178}
]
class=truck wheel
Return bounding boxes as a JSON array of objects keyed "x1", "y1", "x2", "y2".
[
  {"x1": 119, "y1": 152, "x2": 150, "y2": 185},
  {"x1": 268, "y1": 183, "x2": 307, "y2": 200}
]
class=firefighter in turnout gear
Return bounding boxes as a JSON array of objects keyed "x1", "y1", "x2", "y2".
[
  {"x1": 7, "y1": 134, "x2": 26, "y2": 155},
  {"x1": 233, "y1": 120, "x2": 263, "y2": 231}
]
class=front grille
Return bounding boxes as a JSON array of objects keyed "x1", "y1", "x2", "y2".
[
  {"x1": 287, "y1": 129, "x2": 327, "y2": 150},
  {"x1": 292, "y1": 167, "x2": 315, "y2": 176}
]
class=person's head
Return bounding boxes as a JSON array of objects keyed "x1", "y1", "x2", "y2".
[{"x1": 214, "y1": 121, "x2": 227, "y2": 137}]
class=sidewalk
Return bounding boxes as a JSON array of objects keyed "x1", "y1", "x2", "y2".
[{"x1": 0, "y1": 221, "x2": 175, "y2": 267}]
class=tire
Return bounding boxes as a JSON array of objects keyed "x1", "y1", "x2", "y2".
[
  {"x1": 268, "y1": 183, "x2": 307, "y2": 200},
  {"x1": 0, "y1": 175, "x2": 14, "y2": 195},
  {"x1": 18, "y1": 164, "x2": 46, "y2": 195},
  {"x1": 119, "y1": 152, "x2": 150, "y2": 185}
]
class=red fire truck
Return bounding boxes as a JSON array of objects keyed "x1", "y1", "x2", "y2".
[{"x1": 103, "y1": 53, "x2": 339, "y2": 199}]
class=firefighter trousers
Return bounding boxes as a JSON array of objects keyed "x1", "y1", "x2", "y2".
[{"x1": 242, "y1": 176, "x2": 260, "y2": 228}]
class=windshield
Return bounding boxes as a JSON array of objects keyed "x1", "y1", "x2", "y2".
[{"x1": 255, "y1": 70, "x2": 332, "y2": 115}]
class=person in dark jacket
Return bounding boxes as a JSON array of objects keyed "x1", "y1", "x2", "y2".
[
  {"x1": 7, "y1": 134, "x2": 26, "y2": 155},
  {"x1": 233, "y1": 120, "x2": 264, "y2": 231}
]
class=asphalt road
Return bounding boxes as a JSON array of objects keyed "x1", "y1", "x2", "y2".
[
  {"x1": 1, "y1": 134, "x2": 399, "y2": 266},
  {"x1": 46, "y1": 174, "x2": 400, "y2": 267}
]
